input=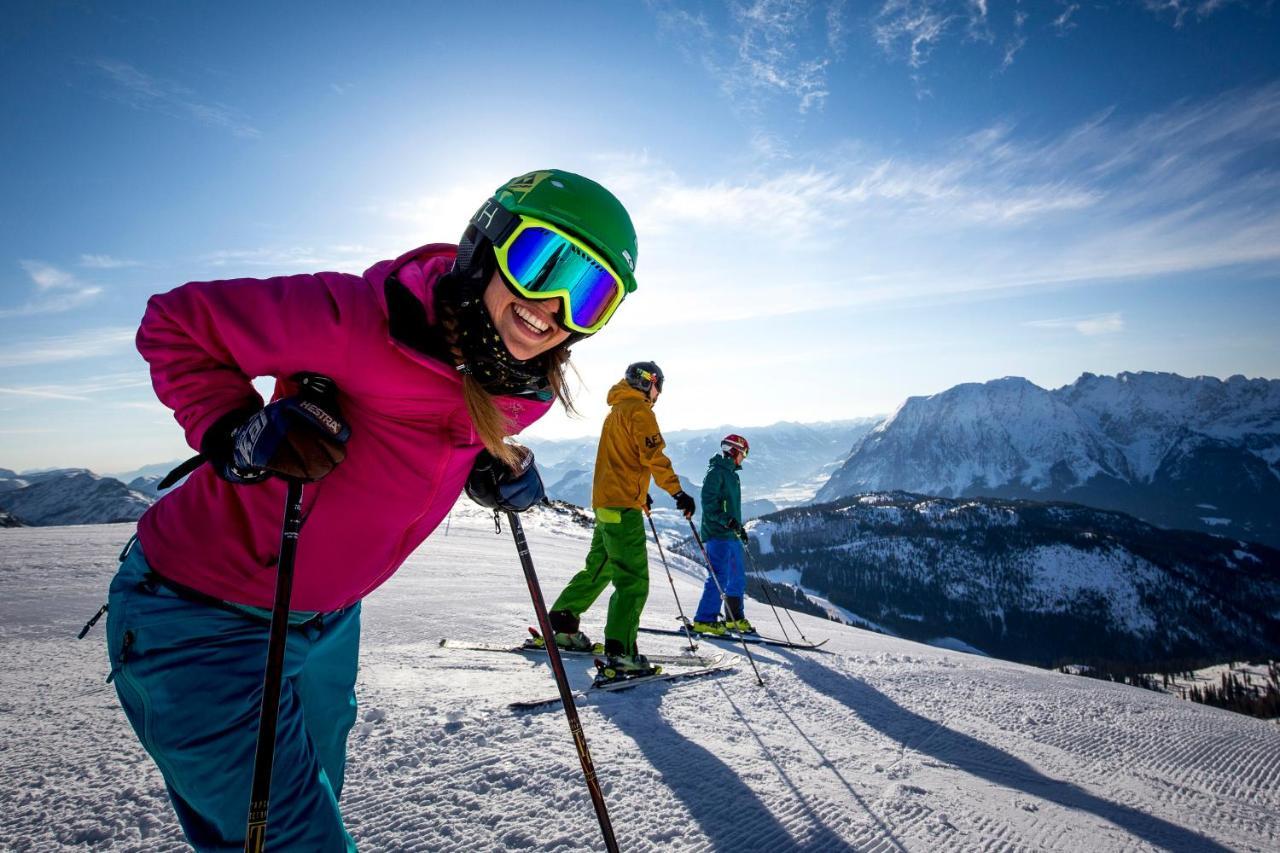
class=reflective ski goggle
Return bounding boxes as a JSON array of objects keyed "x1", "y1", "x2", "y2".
[{"x1": 470, "y1": 200, "x2": 626, "y2": 335}]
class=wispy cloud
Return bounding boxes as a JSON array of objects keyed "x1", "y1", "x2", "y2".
[
  {"x1": 80, "y1": 254, "x2": 142, "y2": 269},
  {"x1": 199, "y1": 245, "x2": 379, "y2": 271},
  {"x1": 589, "y1": 83, "x2": 1280, "y2": 322},
  {"x1": 1026, "y1": 312, "x2": 1125, "y2": 336},
  {"x1": 1053, "y1": 2, "x2": 1080, "y2": 35},
  {"x1": 0, "y1": 261, "x2": 103, "y2": 318},
  {"x1": 650, "y1": 0, "x2": 846, "y2": 114},
  {"x1": 1143, "y1": 0, "x2": 1244, "y2": 27},
  {"x1": 874, "y1": 0, "x2": 953, "y2": 70},
  {"x1": 95, "y1": 59, "x2": 260, "y2": 139},
  {"x1": 0, "y1": 373, "x2": 152, "y2": 402},
  {"x1": 0, "y1": 328, "x2": 135, "y2": 368},
  {"x1": 1001, "y1": 10, "x2": 1028, "y2": 70},
  {"x1": 875, "y1": 0, "x2": 1253, "y2": 81}
]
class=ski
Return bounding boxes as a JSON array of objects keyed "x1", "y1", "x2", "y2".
[
  {"x1": 637, "y1": 624, "x2": 829, "y2": 650},
  {"x1": 438, "y1": 636, "x2": 717, "y2": 668},
  {"x1": 510, "y1": 655, "x2": 736, "y2": 711}
]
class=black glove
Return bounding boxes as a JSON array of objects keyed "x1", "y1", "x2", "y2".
[
  {"x1": 203, "y1": 376, "x2": 350, "y2": 484},
  {"x1": 728, "y1": 518, "x2": 749, "y2": 544},
  {"x1": 645, "y1": 493, "x2": 654, "y2": 511},
  {"x1": 673, "y1": 490, "x2": 696, "y2": 518},
  {"x1": 465, "y1": 446, "x2": 545, "y2": 513}
]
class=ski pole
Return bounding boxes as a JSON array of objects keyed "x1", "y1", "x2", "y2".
[
  {"x1": 244, "y1": 373, "x2": 335, "y2": 853},
  {"x1": 244, "y1": 478, "x2": 304, "y2": 853},
  {"x1": 645, "y1": 509, "x2": 699, "y2": 653},
  {"x1": 740, "y1": 542, "x2": 796, "y2": 646},
  {"x1": 506, "y1": 511, "x2": 619, "y2": 853},
  {"x1": 743, "y1": 545, "x2": 812, "y2": 646},
  {"x1": 687, "y1": 520, "x2": 764, "y2": 686}
]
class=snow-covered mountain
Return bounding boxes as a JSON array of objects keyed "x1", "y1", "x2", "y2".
[
  {"x1": 0, "y1": 469, "x2": 154, "y2": 526},
  {"x1": 3, "y1": 512, "x2": 1278, "y2": 850},
  {"x1": 531, "y1": 417, "x2": 880, "y2": 510},
  {"x1": 749, "y1": 491, "x2": 1280, "y2": 669},
  {"x1": 108, "y1": 460, "x2": 186, "y2": 485},
  {"x1": 816, "y1": 372, "x2": 1280, "y2": 547}
]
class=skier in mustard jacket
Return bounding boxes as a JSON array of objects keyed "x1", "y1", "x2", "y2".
[
  {"x1": 547, "y1": 361, "x2": 695, "y2": 674},
  {"x1": 691, "y1": 434, "x2": 754, "y2": 635}
]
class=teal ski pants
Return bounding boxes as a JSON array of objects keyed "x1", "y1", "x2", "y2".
[{"x1": 106, "y1": 540, "x2": 360, "y2": 852}]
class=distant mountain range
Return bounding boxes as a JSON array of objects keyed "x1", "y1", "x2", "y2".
[
  {"x1": 527, "y1": 418, "x2": 881, "y2": 513},
  {"x1": 0, "y1": 468, "x2": 154, "y2": 526},
  {"x1": 817, "y1": 372, "x2": 1280, "y2": 547},
  {"x1": 747, "y1": 491, "x2": 1280, "y2": 669}
]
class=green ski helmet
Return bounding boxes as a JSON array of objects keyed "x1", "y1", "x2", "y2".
[{"x1": 491, "y1": 169, "x2": 638, "y2": 294}]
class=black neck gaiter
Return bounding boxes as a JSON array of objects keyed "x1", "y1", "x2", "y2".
[{"x1": 384, "y1": 268, "x2": 551, "y2": 398}]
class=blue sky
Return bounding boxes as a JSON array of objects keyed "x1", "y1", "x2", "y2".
[{"x1": 2, "y1": 0, "x2": 1278, "y2": 473}]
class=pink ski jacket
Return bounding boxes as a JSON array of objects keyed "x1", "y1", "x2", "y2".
[{"x1": 134, "y1": 244, "x2": 553, "y2": 611}]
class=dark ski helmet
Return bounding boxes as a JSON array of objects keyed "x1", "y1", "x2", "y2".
[{"x1": 625, "y1": 361, "x2": 664, "y2": 395}]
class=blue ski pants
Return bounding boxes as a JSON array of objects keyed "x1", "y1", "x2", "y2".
[
  {"x1": 694, "y1": 537, "x2": 746, "y2": 622},
  {"x1": 106, "y1": 539, "x2": 360, "y2": 852}
]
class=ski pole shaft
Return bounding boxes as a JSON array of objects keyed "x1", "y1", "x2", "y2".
[
  {"x1": 507, "y1": 512, "x2": 619, "y2": 853},
  {"x1": 645, "y1": 510, "x2": 698, "y2": 653},
  {"x1": 687, "y1": 520, "x2": 764, "y2": 686},
  {"x1": 740, "y1": 543, "x2": 794, "y2": 646},
  {"x1": 244, "y1": 478, "x2": 304, "y2": 853},
  {"x1": 744, "y1": 547, "x2": 811, "y2": 645}
]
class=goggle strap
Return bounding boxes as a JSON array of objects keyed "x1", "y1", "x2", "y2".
[{"x1": 470, "y1": 198, "x2": 520, "y2": 246}]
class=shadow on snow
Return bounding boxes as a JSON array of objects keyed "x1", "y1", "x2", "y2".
[{"x1": 776, "y1": 648, "x2": 1234, "y2": 853}]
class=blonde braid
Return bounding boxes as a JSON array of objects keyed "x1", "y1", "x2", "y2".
[{"x1": 433, "y1": 299, "x2": 520, "y2": 468}]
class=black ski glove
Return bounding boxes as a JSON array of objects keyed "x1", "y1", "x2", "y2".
[
  {"x1": 465, "y1": 446, "x2": 545, "y2": 513},
  {"x1": 728, "y1": 518, "x2": 749, "y2": 544},
  {"x1": 645, "y1": 493, "x2": 654, "y2": 511},
  {"x1": 202, "y1": 376, "x2": 350, "y2": 484},
  {"x1": 672, "y1": 490, "x2": 696, "y2": 518}
]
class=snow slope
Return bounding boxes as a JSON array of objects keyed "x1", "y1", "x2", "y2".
[{"x1": 2, "y1": 509, "x2": 1278, "y2": 851}]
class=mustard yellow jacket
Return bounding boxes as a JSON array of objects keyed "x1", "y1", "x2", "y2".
[{"x1": 592, "y1": 380, "x2": 682, "y2": 509}]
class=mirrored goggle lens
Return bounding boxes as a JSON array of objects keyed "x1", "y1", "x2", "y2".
[{"x1": 505, "y1": 226, "x2": 622, "y2": 330}]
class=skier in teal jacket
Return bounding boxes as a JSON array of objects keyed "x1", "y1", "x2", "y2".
[{"x1": 691, "y1": 434, "x2": 753, "y2": 634}]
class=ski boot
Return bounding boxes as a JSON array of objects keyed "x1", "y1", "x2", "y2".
[
  {"x1": 728, "y1": 618, "x2": 757, "y2": 635},
  {"x1": 556, "y1": 631, "x2": 602, "y2": 653},
  {"x1": 595, "y1": 652, "x2": 661, "y2": 685},
  {"x1": 690, "y1": 620, "x2": 728, "y2": 636},
  {"x1": 523, "y1": 627, "x2": 603, "y2": 654}
]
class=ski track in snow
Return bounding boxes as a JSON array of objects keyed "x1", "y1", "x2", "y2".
[{"x1": 2, "y1": 508, "x2": 1278, "y2": 852}]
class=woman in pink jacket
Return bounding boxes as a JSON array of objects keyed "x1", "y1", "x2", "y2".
[{"x1": 105, "y1": 170, "x2": 639, "y2": 850}]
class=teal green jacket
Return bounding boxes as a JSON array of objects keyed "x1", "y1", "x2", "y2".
[{"x1": 699, "y1": 453, "x2": 742, "y2": 541}]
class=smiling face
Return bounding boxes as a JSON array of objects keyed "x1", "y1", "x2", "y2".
[{"x1": 482, "y1": 270, "x2": 572, "y2": 361}]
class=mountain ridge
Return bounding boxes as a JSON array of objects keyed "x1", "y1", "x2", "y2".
[
  {"x1": 818, "y1": 371, "x2": 1280, "y2": 546},
  {"x1": 749, "y1": 490, "x2": 1280, "y2": 669}
]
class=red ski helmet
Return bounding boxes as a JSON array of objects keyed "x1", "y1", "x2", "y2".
[{"x1": 721, "y1": 433, "x2": 749, "y2": 462}]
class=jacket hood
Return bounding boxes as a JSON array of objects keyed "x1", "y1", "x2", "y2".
[{"x1": 607, "y1": 378, "x2": 649, "y2": 407}]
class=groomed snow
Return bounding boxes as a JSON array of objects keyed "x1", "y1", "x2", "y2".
[{"x1": 2, "y1": 508, "x2": 1278, "y2": 851}]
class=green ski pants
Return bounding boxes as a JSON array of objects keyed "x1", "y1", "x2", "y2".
[{"x1": 551, "y1": 507, "x2": 649, "y2": 656}]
